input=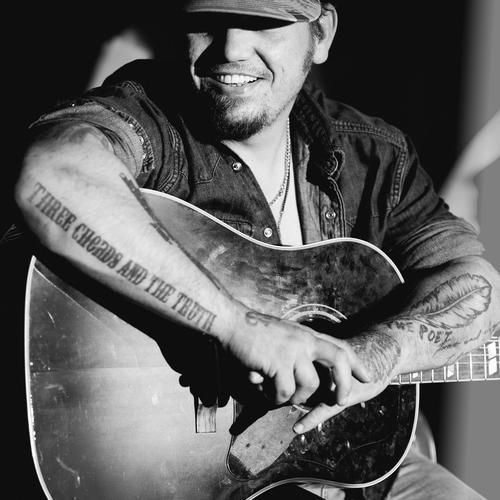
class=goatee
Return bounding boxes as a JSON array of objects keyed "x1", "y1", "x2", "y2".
[{"x1": 195, "y1": 89, "x2": 269, "y2": 141}]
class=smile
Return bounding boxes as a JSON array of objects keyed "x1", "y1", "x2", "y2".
[{"x1": 213, "y1": 74, "x2": 259, "y2": 87}]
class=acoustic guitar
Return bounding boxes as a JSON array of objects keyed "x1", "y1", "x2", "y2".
[{"x1": 25, "y1": 190, "x2": 499, "y2": 499}]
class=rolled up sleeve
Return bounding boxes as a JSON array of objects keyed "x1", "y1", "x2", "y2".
[
  {"x1": 30, "y1": 97, "x2": 152, "y2": 181},
  {"x1": 28, "y1": 69, "x2": 184, "y2": 191}
]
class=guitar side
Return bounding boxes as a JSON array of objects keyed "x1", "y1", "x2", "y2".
[{"x1": 25, "y1": 190, "x2": 417, "y2": 499}]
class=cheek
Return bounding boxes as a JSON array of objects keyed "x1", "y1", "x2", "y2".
[
  {"x1": 275, "y1": 46, "x2": 312, "y2": 86},
  {"x1": 188, "y1": 51, "x2": 203, "y2": 89},
  {"x1": 275, "y1": 35, "x2": 315, "y2": 82}
]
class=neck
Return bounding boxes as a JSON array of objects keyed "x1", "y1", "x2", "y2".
[{"x1": 222, "y1": 114, "x2": 290, "y2": 185}]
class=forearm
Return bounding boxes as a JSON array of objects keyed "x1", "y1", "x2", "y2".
[
  {"x1": 350, "y1": 256, "x2": 500, "y2": 379},
  {"x1": 15, "y1": 124, "x2": 244, "y2": 344}
]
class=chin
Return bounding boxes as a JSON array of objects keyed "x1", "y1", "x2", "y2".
[
  {"x1": 199, "y1": 91, "x2": 269, "y2": 140},
  {"x1": 212, "y1": 115, "x2": 268, "y2": 141}
]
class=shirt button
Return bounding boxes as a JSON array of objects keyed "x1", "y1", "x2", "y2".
[
  {"x1": 232, "y1": 161, "x2": 243, "y2": 172},
  {"x1": 263, "y1": 227, "x2": 273, "y2": 238},
  {"x1": 325, "y1": 209, "x2": 336, "y2": 220}
]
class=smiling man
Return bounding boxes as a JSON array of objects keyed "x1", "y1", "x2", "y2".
[{"x1": 12, "y1": 1, "x2": 499, "y2": 499}]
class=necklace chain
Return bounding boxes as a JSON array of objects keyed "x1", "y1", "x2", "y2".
[
  {"x1": 269, "y1": 119, "x2": 291, "y2": 207},
  {"x1": 269, "y1": 120, "x2": 291, "y2": 232}
]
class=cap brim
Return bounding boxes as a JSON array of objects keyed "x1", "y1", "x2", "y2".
[{"x1": 183, "y1": 1, "x2": 321, "y2": 23}]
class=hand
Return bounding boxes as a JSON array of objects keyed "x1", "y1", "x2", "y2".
[
  {"x1": 292, "y1": 372, "x2": 389, "y2": 434},
  {"x1": 292, "y1": 330, "x2": 402, "y2": 434},
  {"x1": 224, "y1": 309, "x2": 372, "y2": 409}
]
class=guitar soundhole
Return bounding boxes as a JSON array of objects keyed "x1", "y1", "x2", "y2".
[
  {"x1": 283, "y1": 304, "x2": 347, "y2": 329},
  {"x1": 300, "y1": 316, "x2": 339, "y2": 336}
]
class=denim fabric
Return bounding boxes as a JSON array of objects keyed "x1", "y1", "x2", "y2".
[{"x1": 31, "y1": 59, "x2": 484, "y2": 274}]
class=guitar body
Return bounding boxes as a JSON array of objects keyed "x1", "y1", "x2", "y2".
[{"x1": 26, "y1": 190, "x2": 417, "y2": 499}]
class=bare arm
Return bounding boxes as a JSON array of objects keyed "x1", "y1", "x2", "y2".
[
  {"x1": 16, "y1": 123, "x2": 231, "y2": 334},
  {"x1": 15, "y1": 122, "x2": 370, "y2": 407},
  {"x1": 295, "y1": 255, "x2": 500, "y2": 432}
]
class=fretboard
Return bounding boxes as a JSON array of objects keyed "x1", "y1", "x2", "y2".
[{"x1": 392, "y1": 335, "x2": 500, "y2": 385}]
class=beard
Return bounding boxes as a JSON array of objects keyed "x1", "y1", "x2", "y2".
[{"x1": 196, "y1": 90, "x2": 270, "y2": 141}]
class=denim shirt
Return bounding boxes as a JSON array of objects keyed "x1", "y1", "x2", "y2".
[{"x1": 32, "y1": 59, "x2": 483, "y2": 274}]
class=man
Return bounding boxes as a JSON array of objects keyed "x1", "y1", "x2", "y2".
[{"x1": 13, "y1": 1, "x2": 499, "y2": 498}]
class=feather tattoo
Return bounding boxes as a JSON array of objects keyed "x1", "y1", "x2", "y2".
[{"x1": 408, "y1": 274, "x2": 491, "y2": 329}]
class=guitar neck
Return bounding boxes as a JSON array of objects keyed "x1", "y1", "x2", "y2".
[{"x1": 392, "y1": 335, "x2": 500, "y2": 385}]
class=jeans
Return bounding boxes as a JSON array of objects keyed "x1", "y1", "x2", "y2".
[{"x1": 299, "y1": 447, "x2": 486, "y2": 500}]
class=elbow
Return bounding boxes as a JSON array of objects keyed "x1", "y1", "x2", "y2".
[{"x1": 14, "y1": 147, "x2": 48, "y2": 225}]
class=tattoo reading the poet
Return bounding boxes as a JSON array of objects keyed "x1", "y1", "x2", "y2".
[
  {"x1": 391, "y1": 273, "x2": 492, "y2": 353},
  {"x1": 27, "y1": 182, "x2": 217, "y2": 333}
]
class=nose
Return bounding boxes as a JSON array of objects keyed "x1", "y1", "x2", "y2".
[{"x1": 221, "y1": 28, "x2": 255, "y2": 61}]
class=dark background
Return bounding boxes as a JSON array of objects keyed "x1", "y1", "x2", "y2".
[{"x1": 5, "y1": 1, "x2": 480, "y2": 497}]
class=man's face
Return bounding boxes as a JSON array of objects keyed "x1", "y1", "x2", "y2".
[{"x1": 184, "y1": 15, "x2": 319, "y2": 140}]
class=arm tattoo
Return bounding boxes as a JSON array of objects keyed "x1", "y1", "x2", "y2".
[
  {"x1": 26, "y1": 182, "x2": 217, "y2": 333},
  {"x1": 119, "y1": 173, "x2": 173, "y2": 245},
  {"x1": 407, "y1": 273, "x2": 491, "y2": 329},
  {"x1": 119, "y1": 173, "x2": 225, "y2": 292},
  {"x1": 387, "y1": 273, "x2": 492, "y2": 353},
  {"x1": 245, "y1": 310, "x2": 277, "y2": 327},
  {"x1": 27, "y1": 182, "x2": 78, "y2": 233},
  {"x1": 350, "y1": 333, "x2": 401, "y2": 383}
]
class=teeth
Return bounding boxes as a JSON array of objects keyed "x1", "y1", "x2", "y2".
[{"x1": 214, "y1": 74, "x2": 258, "y2": 86}]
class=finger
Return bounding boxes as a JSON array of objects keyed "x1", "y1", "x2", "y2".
[
  {"x1": 327, "y1": 350, "x2": 352, "y2": 406},
  {"x1": 293, "y1": 402, "x2": 344, "y2": 434},
  {"x1": 248, "y1": 370, "x2": 264, "y2": 384},
  {"x1": 273, "y1": 370, "x2": 296, "y2": 405},
  {"x1": 352, "y1": 362, "x2": 372, "y2": 383},
  {"x1": 290, "y1": 363, "x2": 320, "y2": 405},
  {"x1": 312, "y1": 334, "x2": 372, "y2": 383}
]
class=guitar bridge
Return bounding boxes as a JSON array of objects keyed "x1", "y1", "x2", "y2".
[{"x1": 195, "y1": 398, "x2": 217, "y2": 433}]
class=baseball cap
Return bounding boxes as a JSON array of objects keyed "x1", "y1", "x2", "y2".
[{"x1": 182, "y1": 0, "x2": 322, "y2": 23}]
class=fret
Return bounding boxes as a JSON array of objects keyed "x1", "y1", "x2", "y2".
[
  {"x1": 446, "y1": 363, "x2": 458, "y2": 382},
  {"x1": 483, "y1": 343, "x2": 488, "y2": 379},
  {"x1": 486, "y1": 337, "x2": 500, "y2": 379}
]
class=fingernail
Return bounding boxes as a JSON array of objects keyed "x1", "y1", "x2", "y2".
[{"x1": 293, "y1": 423, "x2": 304, "y2": 434}]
